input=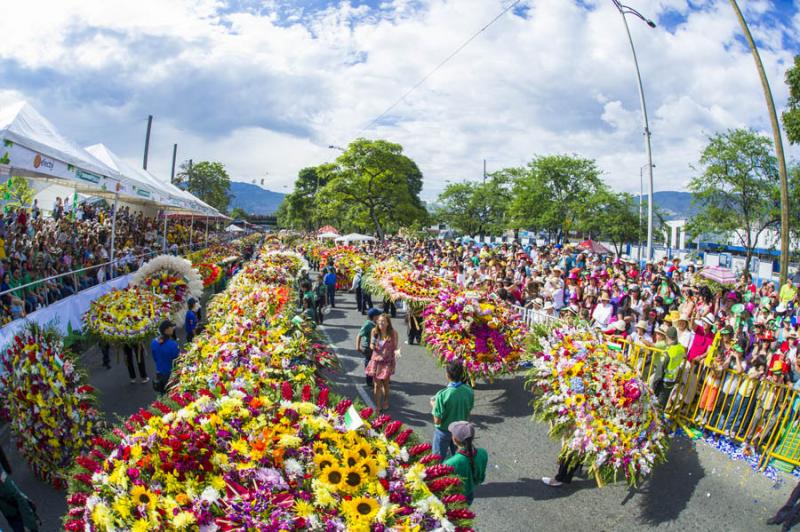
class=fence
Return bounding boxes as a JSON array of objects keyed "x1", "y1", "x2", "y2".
[
  {"x1": 613, "y1": 339, "x2": 800, "y2": 472},
  {"x1": 512, "y1": 305, "x2": 565, "y2": 328}
]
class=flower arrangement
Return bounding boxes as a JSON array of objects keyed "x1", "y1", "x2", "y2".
[
  {"x1": 196, "y1": 263, "x2": 222, "y2": 287},
  {"x1": 0, "y1": 324, "x2": 103, "y2": 489},
  {"x1": 131, "y1": 255, "x2": 204, "y2": 308},
  {"x1": 365, "y1": 259, "x2": 455, "y2": 312},
  {"x1": 66, "y1": 387, "x2": 474, "y2": 532},
  {"x1": 83, "y1": 287, "x2": 170, "y2": 344},
  {"x1": 526, "y1": 329, "x2": 669, "y2": 487},
  {"x1": 260, "y1": 250, "x2": 309, "y2": 277},
  {"x1": 422, "y1": 289, "x2": 528, "y2": 382},
  {"x1": 321, "y1": 246, "x2": 372, "y2": 289}
]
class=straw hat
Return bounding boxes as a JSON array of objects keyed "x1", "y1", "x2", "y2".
[
  {"x1": 695, "y1": 313, "x2": 715, "y2": 327},
  {"x1": 664, "y1": 310, "x2": 680, "y2": 323},
  {"x1": 635, "y1": 320, "x2": 649, "y2": 330}
]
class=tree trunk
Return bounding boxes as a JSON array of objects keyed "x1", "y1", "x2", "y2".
[{"x1": 369, "y1": 206, "x2": 385, "y2": 241}]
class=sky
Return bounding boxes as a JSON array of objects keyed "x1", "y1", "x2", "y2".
[{"x1": 0, "y1": 0, "x2": 798, "y2": 201}]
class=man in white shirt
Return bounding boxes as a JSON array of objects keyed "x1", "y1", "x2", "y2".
[{"x1": 591, "y1": 292, "x2": 614, "y2": 328}]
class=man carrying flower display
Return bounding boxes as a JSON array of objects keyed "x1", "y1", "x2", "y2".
[
  {"x1": 431, "y1": 362, "x2": 474, "y2": 460},
  {"x1": 151, "y1": 319, "x2": 180, "y2": 395}
]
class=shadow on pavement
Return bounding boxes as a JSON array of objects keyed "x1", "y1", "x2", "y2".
[
  {"x1": 622, "y1": 436, "x2": 704, "y2": 526},
  {"x1": 481, "y1": 477, "x2": 596, "y2": 500}
]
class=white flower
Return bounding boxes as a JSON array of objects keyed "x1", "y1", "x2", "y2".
[{"x1": 284, "y1": 458, "x2": 304, "y2": 478}]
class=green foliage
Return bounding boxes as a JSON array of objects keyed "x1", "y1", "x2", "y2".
[
  {"x1": 229, "y1": 207, "x2": 249, "y2": 220},
  {"x1": 783, "y1": 55, "x2": 800, "y2": 145},
  {"x1": 686, "y1": 129, "x2": 779, "y2": 270},
  {"x1": 590, "y1": 192, "x2": 640, "y2": 255},
  {"x1": 507, "y1": 155, "x2": 604, "y2": 241},
  {"x1": 434, "y1": 174, "x2": 510, "y2": 236},
  {"x1": 0, "y1": 176, "x2": 34, "y2": 212},
  {"x1": 316, "y1": 139, "x2": 428, "y2": 239},
  {"x1": 176, "y1": 161, "x2": 232, "y2": 213},
  {"x1": 277, "y1": 166, "x2": 331, "y2": 231}
]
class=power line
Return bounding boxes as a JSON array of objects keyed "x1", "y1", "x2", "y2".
[{"x1": 358, "y1": 0, "x2": 523, "y2": 135}]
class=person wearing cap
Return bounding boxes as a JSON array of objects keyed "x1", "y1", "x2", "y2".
[
  {"x1": 443, "y1": 421, "x2": 487, "y2": 505},
  {"x1": 185, "y1": 297, "x2": 199, "y2": 344},
  {"x1": 655, "y1": 326, "x2": 686, "y2": 407},
  {"x1": 151, "y1": 319, "x2": 180, "y2": 395},
  {"x1": 323, "y1": 264, "x2": 337, "y2": 309},
  {"x1": 430, "y1": 362, "x2": 474, "y2": 461},
  {"x1": 313, "y1": 273, "x2": 327, "y2": 324},
  {"x1": 357, "y1": 308, "x2": 382, "y2": 387}
]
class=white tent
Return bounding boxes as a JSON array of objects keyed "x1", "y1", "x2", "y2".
[
  {"x1": 226, "y1": 224, "x2": 245, "y2": 232},
  {"x1": 335, "y1": 233, "x2": 376, "y2": 243},
  {"x1": 0, "y1": 101, "x2": 126, "y2": 196},
  {"x1": 318, "y1": 231, "x2": 339, "y2": 240}
]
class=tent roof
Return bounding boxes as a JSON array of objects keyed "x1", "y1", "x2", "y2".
[
  {"x1": 335, "y1": 233, "x2": 376, "y2": 242},
  {"x1": 318, "y1": 232, "x2": 339, "y2": 239},
  {"x1": 0, "y1": 101, "x2": 117, "y2": 182}
]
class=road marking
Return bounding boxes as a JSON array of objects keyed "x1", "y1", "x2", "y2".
[{"x1": 319, "y1": 326, "x2": 376, "y2": 411}]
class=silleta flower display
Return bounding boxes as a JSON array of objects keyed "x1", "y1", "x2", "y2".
[
  {"x1": 0, "y1": 324, "x2": 102, "y2": 488},
  {"x1": 527, "y1": 329, "x2": 669, "y2": 487},
  {"x1": 83, "y1": 287, "x2": 171, "y2": 344},
  {"x1": 422, "y1": 289, "x2": 528, "y2": 382},
  {"x1": 364, "y1": 259, "x2": 455, "y2": 312}
]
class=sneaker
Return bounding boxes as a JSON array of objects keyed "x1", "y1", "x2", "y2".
[
  {"x1": 140, "y1": 377, "x2": 150, "y2": 384},
  {"x1": 130, "y1": 378, "x2": 137, "y2": 384},
  {"x1": 541, "y1": 477, "x2": 563, "y2": 487}
]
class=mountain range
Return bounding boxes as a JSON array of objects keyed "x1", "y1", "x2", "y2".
[
  {"x1": 229, "y1": 182, "x2": 286, "y2": 215},
  {"x1": 634, "y1": 191, "x2": 695, "y2": 221}
]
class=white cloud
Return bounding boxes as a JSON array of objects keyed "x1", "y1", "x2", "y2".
[{"x1": 0, "y1": 0, "x2": 797, "y2": 204}]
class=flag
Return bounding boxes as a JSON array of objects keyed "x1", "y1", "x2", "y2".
[{"x1": 344, "y1": 405, "x2": 363, "y2": 431}]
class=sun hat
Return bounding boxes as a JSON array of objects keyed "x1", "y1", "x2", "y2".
[
  {"x1": 635, "y1": 320, "x2": 649, "y2": 330},
  {"x1": 720, "y1": 326, "x2": 733, "y2": 335},
  {"x1": 543, "y1": 301, "x2": 554, "y2": 310},
  {"x1": 665, "y1": 310, "x2": 680, "y2": 323},
  {"x1": 448, "y1": 421, "x2": 475, "y2": 442},
  {"x1": 676, "y1": 313, "x2": 690, "y2": 324},
  {"x1": 696, "y1": 313, "x2": 715, "y2": 327},
  {"x1": 655, "y1": 324, "x2": 669, "y2": 337}
]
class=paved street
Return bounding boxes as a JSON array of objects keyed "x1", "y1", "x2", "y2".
[
  {"x1": 321, "y1": 294, "x2": 795, "y2": 532},
  {"x1": 2, "y1": 290, "x2": 797, "y2": 531}
]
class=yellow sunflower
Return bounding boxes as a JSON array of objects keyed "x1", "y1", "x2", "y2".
[
  {"x1": 130, "y1": 485, "x2": 156, "y2": 510},
  {"x1": 340, "y1": 465, "x2": 367, "y2": 494},
  {"x1": 342, "y1": 496, "x2": 380, "y2": 525},
  {"x1": 319, "y1": 464, "x2": 345, "y2": 490},
  {"x1": 313, "y1": 452, "x2": 338, "y2": 472},
  {"x1": 351, "y1": 441, "x2": 374, "y2": 460},
  {"x1": 358, "y1": 457, "x2": 379, "y2": 478},
  {"x1": 342, "y1": 448, "x2": 362, "y2": 468}
]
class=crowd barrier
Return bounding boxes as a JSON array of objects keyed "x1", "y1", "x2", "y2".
[
  {"x1": 513, "y1": 305, "x2": 565, "y2": 328},
  {"x1": 617, "y1": 339, "x2": 800, "y2": 472}
]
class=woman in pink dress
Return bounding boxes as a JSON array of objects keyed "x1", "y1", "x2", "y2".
[{"x1": 367, "y1": 314, "x2": 399, "y2": 412}]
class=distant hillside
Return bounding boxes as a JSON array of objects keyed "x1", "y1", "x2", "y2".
[
  {"x1": 635, "y1": 191, "x2": 695, "y2": 220},
  {"x1": 229, "y1": 182, "x2": 285, "y2": 215}
]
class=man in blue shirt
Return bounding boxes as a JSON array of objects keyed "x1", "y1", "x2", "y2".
[
  {"x1": 151, "y1": 320, "x2": 180, "y2": 395},
  {"x1": 185, "y1": 298, "x2": 199, "y2": 343},
  {"x1": 323, "y1": 267, "x2": 337, "y2": 309}
]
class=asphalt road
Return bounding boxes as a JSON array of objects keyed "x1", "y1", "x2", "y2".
[
  {"x1": 321, "y1": 294, "x2": 795, "y2": 532},
  {"x1": 3, "y1": 290, "x2": 796, "y2": 531}
]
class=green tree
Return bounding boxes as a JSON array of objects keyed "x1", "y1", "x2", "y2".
[
  {"x1": 507, "y1": 155, "x2": 604, "y2": 242},
  {"x1": 229, "y1": 207, "x2": 249, "y2": 220},
  {"x1": 319, "y1": 139, "x2": 428, "y2": 239},
  {"x1": 592, "y1": 192, "x2": 640, "y2": 255},
  {"x1": 686, "y1": 129, "x2": 780, "y2": 272},
  {"x1": 175, "y1": 161, "x2": 231, "y2": 213},
  {"x1": 435, "y1": 175, "x2": 510, "y2": 237},
  {"x1": 0, "y1": 176, "x2": 34, "y2": 213},
  {"x1": 277, "y1": 166, "x2": 331, "y2": 230},
  {"x1": 784, "y1": 55, "x2": 800, "y2": 144}
]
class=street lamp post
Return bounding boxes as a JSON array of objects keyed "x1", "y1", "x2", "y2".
[{"x1": 611, "y1": 1, "x2": 656, "y2": 261}]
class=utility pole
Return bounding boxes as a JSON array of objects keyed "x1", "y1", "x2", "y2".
[
  {"x1": 483, "y1": 159, "x2": 487, "y2": 184},
  {"x1": 729, "y1": 0, "x2": 790, "y2": 285},
  {"x1": 143, "y1": 115, "x2": 153, "y2": 170},
  {"x1": 188, "y1": 159, "x2": 193, "y2": 191},
  {"x1": 170, "y1": 144, "x2": 177, "y2": 183}
]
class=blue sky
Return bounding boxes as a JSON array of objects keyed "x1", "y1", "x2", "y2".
[{"x1": 0, "y1": 0, "x2": 797, "y2": 199}]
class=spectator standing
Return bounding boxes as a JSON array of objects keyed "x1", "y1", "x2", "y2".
[
  {"x1": 366, "y1": 314, "x2": 398, "y2": 412},
  {"x1": 431, "y1": 362, "x2": 474, "y2": 460},
  {"x1": 443, "y1": 421, "x2": 488, "y2": 505}
]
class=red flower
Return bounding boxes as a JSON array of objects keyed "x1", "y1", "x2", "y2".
[
  {"x1": 424, "y1": 463, "x2": 455, "y2": 479},
  {"x1": 281, "y1": 382, "x2": 294, "y2": 401},
  {"x1": 359, "y1": 407, "x2": 373, "y2": 419},
  {"x1": 441, "y1": 493, "x2": 467, "y2": 505},
  {"x1": 428, "y1": 476, "x2": 461, "y2": 492},
  {"x1": 394, "y1": 428, "x2": 413, "y2": 447},
  {"x1": 420, "y1": 454, "x2": 441, "y2": 464},
  {"x1": 301, "y1": 384, "x2": 311, "y2": 402},
  {"x1": 447, "y1": 508, "x2": 476, "y2": 520},
  {"x1": 317, "y1": 388, "x2": 329, "y2": 408},
  {"x1": 335, "y1": 399, "x2": 352, "y2": 415},
  {"x1": 64, "y1": 520, "x2": 84, "y2": 531},
  {"x1": 384, "y1": 420, "x2": 402, "y2": 438},
  {"x1": 408, "y1": 443, "x2": 432, "y2": 456}
]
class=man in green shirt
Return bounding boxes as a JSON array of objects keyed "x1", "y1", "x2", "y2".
[
  {"x1": 443, "y1": 421, "x2": 487, "y2": 505},
  {"x1": 357, "y1": 308, "x2": 381, "y2": 387},
  {"x1": 431, "y1": 362, "x2": 474, "y2": 460}
]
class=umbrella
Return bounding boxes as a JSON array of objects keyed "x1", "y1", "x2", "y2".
[
  {"x1": 577, "y1": 240, "x2": 611, "y2": 254},
  {"x1": 699, "y1": 266, "x2": 738, "y2": 285}
]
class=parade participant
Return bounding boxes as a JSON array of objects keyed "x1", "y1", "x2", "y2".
[
  {"x1": 406, "y1": 306, "x2": 423, "y2": 345},
  {"x1": 357, "y1": 308, "x2": 382, "y2": 387},
  {"x1": 367, "y1": 314, "x2": 398, "y2": 412},
  {"x1": 313, "y1": 273, "x2": 326, "y2": 324},
  {"x1": 350, "y1": 267, "x2": 365, "y2": 313},
  {"x1": 185, "y1": 297, "x2": 199, "y2": 343},
  {"x1": 323, "y1": 266, "x2": 337, "y2": 309},
  {"x1": 0, "y1": 444, "x2": 39, "y2": 532},
  {"x1": 443, "y1": 421, "x2": 487, "y2": 505},
  {"x1": 123, "y1": 343, "x2": 148, "y2": 384},
  {"x1": 431, "y1": 362, "x2": 474, "y2": 460},
  {"x1": 151, "y1": 319, "x2": 180, "y2": 395}
]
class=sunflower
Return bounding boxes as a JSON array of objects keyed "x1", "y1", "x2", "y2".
[
  {"x1": 351, "y1": 441, "x2": 374, "y2": 460},
  {"x1": 340, "y1": 465, "x2": 367, "y2": 494},
  {"x1": 319, "y1": 464, "x2": 345, "y2": 490},
  {"x1": 313, "y1": 452, "x2": 338, "y2": 472},
  {"x1": 573, "y1": 394, "x2": 586, "y2": 407},
  {"x1": 342, "y1": 448, "x2": 362, "y2": 468},
  {"x1": 342, "y1": 496, "x2": 380, "y2": 525},
  {"x1": 358, "y1": 457, "x2": 379, "y2": 478},
  {"x1": 312, "y1": 441, "x2": 329, "y2": 455},
  {"x1": 130, "y1": 485, "x2": 156, "y2": 510}
]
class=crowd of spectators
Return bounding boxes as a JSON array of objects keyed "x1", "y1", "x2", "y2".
[
  {"x1": 0, "y1": 197, "x2": 225, "y2": 325},
  {"x1": 354, "y1": 238, "x2": 800, "y2": 455}
]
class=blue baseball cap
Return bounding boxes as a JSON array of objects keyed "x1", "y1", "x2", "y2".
[{"x1": 367, "y1": 308, "x2": 382, "y2": 319}]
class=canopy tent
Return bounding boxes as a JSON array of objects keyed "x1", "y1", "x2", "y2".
[
  {"x1": 318, "y1": 231, "x2": 339, "y2": 240},
  {"x1": 226, "y1": 224, "x2": 245, "y2": 232},
  {"x1": 317, "y1": 225, "x2": 339, "y2": 235},
  {"x1": 0, "y1": 101, "x2": 129, "y2": 198},
  {"x1": 699, "y1": 266, "x2": 737, "y2": 285},
  {"x1": 577, "y1": 239, "x2": 612, "y2": 255},
  {"x1": 335, "y1": 233, "x2": 376, "y2": 243}
]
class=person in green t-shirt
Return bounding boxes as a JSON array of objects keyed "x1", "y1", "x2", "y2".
[
  {"x1": 357, "y1": 308, "x2": 382, "y2": 387},
  {"x1": 443, "y1": 421, "x2": 487, "y2": 505},
  {"x1": 431, "y1": 362, "x2": 474, "y2": 460},
  {"x1": 656, "y1": 325, "x2": 687, "y2": 407}
]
